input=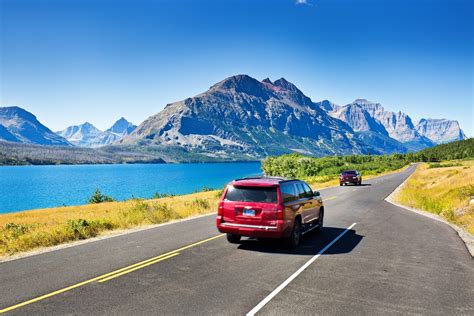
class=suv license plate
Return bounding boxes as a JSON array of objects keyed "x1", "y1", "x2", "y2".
[{"x1": 243, "y1": 209, "x2": 255, "y2": 216}]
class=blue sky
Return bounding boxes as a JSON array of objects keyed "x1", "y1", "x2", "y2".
[{"x1": 1, "y1": 0, "x2": 473, "y2": 135}]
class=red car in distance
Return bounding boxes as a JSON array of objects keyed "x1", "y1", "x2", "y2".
[{"x1": 339, "y1": 170, "x2": 362, "y2": 186}]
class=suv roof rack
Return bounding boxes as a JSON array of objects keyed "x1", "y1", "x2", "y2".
[{"x1": 233, "y1": 176, "x2": 294, "y2": 182}]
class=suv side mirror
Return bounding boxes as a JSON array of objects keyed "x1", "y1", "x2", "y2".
[{"x1": 314, "y1": 191, "x2": 320, "y2": 197}]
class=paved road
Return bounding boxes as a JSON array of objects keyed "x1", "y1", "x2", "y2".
[{"x1": 0, "y1": 166, "x2": 473, "y2": 315}]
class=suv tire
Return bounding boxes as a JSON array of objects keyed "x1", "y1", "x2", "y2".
[
  {"x1": 286, "y1": 218, "x2": 301, "y2": 248},
  {"x1": 315, "y1": 210, "x2": 324, "y2": 234},
  {"x1": 226, "y1": 233, "x2": 241, "y2": 244}
]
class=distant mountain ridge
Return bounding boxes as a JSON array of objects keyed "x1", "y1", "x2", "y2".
[
  {"x1": 0, "y1": 106, "x2": 71, "y2": 146},
  {"x1": 325, "y1": 99, "x2": 436, "y2": 151},
  {"x1": 324, "y1": 98, "x2": 465, "y2": 149},
  {"x1": 57, "y1": 118, "x2": 137, "y2": 147},
  {"x1": 415, "y1": 118, "x2": 467, "y2": 144},
  {"x1": 119, "y1": 75, "x2": 466, "y2": 159},
  {"x1": 1, "y1": 75, "x2": 467, "y2": 160}
]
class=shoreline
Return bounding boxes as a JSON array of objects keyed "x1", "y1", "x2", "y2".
[{"x1": 0, "y1": 159, "x2": 262, "y2": 167}]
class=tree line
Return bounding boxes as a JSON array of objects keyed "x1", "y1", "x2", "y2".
[{"x1": 262, "y1": 138, "x2": 473, "y2": 178}]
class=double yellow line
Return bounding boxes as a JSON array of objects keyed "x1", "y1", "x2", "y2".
[{"x1": 0, "y1": 234, "x2": 224, "y2": 314}]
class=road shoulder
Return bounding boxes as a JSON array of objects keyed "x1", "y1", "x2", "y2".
[{"x1": 385, "y1": 168, "x2": 474, "y2": 257}]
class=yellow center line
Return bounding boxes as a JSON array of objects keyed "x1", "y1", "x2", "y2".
[
  {"x1": 98, "y1": 253, "x2": 180, "y2": 283},
  {"x1": 352, "y1": 188, "x2": 358, "y2": 191},
  {"x1": 325, "y1": 196, "x2": 337, "y2": 201},
  {"x1": 0, "y1": 234, "x2": 224, "y2": 314}
]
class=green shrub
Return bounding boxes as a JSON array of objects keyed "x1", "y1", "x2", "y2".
[
  {"x1": 120, "y1": 200, "x2": 180, "y2": 225},
  {"x1": 152, "y1": 192, "x2": 175, "y2": 199},
  {"x1": 66, "y1": 219, "x2": 95, "y2": 239},
  {"x1": 88, "y1": 189, "x2": 115, "y2": 204},
  {"x1": 201, "y1": 186, "x2": 215, "y2": 192},
  {"x1": 459, "y1": 185, "x2": 474, "y2": 199},
  {"x1": 188, "y1": 198, "x2": 210, "y2": 210},
  {"x1": 428, "y1": 162, "x2": 462, "y2": 169},
  {"x1": 3, "y1": 223, "x2": 34, "y2": 238}
]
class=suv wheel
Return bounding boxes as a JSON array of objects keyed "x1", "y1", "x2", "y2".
[
  {"x1": 286, "y1": 218, "x2": 301, "y2": 248},
  {"x1": 226, "y1": 233, "x2": 241, "y2": 244},
  {"x1": 315, "y1": 210, "x2": 324, "y2": 233}
]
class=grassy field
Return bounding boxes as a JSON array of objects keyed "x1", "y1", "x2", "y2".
[
  {"x1": 0, "y1": 166, "x2": 410, "y2": 257},
  {"x1": 395, "y1": 160, "x2": 474, "y2": 235},
  {"x1": 0, "y1": 190, "x2": 223, "y2": 257}
]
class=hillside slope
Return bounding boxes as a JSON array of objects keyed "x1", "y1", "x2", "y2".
[{"x1": 0, "y1": 107, "x2": 70, "y2": 146}]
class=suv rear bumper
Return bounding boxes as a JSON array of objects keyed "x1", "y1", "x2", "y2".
[{"x1": 216, "y1": 217, "x2": 288, "y2": 238}]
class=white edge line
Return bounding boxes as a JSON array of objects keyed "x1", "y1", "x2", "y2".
[{"x1": 246, "y1": 222, "x2": 357, "y2": 316}]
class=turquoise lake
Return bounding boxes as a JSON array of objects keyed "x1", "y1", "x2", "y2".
[{"x1": 0, "y1": 162, "x2": 262, "y2": 214}]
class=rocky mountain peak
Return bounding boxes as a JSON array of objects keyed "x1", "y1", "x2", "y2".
[
  {"x1": 416, "y1": 118, "x2": 467, "y2": 144},
  {"x1": 211, "y1": 74, "x2": 261, "y2": 90},
  {"x1": 209, "y1": 74, "x2": 271, "y2": 99},
  {"x1": 273, "y1": 77, "x2": 300, "y2": 93},
  {"x1": 352, "y1": 99, "x2": 384, "y2": 112},
  {"x1": 57, "y1": 118, "x2": 137, "y2": 147},
  {"x1": 82, "y1": 122, "x2": 99, "y2": 130},
  {"x1": 107, "y1": 117, "x2": 136, "y2": 135},
  {"x1": 0, "y1": 106, "x2": 71, "y2": 146},
  {"x1": 0, "y1": 106, "x2": 37, "y2": 122},
  {"x1": 316, "y1": 100, "x2": 340, "y2": 112}
]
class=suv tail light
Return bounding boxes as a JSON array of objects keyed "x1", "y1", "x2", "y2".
[
  {"x1": 217, "y1": 202, "x2": 224, "y2": 216},
  {"x1": 276, "y1": 204, "x2": 284, "y2": 220}
]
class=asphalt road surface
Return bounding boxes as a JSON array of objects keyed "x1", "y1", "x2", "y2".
[{"x1": 1, "y1": 165, "x2": 473, "y2": 315}]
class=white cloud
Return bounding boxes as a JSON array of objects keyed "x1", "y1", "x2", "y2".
[{"x1": 295, "y1": 0, "x2": 312, "y2": 6}]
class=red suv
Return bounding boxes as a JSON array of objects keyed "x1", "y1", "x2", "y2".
[
  {"x1": 216, "y1": 177, "x2": 324, "y2": 248},
  {"x1": 339, "y1": 170, "x2": 362, "y2": 186}
]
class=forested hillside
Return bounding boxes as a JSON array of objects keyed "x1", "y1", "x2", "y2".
[
  {"x1": 0, "y1": 142, "x2": 166, "y2": 165},
  {"x1": 415, "y1": 138, "x2": 473, "y2": 161},
  {"x1": 262, "y1": 139, "x2": 473, "y2": 179}
]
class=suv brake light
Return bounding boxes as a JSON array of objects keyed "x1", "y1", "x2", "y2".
[
  {"x1": 276, "y1": 204, "x2": 284, "y2": 220},
  {"x1": 217, "y1": 202, "x2": 224, "y2": 216}
]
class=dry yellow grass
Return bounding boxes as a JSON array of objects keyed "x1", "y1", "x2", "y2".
[
  {"x1": 0, "y1": 165, "x2": 408, "y2": 258},
  {"x1": 396, "y1": 160, "x2": 474, "y2": 234},
  {"x1": 0, "y1": 190, "x2": 222, "y2": 256}
]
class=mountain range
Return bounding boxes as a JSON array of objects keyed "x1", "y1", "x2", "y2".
[
  {"x1": 56, "y1": 118, "x2": 137, "y2": 147},
  {"x1": 0, "y1": 74, "x2": 468, "y2": 161},
  {"x1": 119, "y1": 75, "x2": 467, "y2": 159}
]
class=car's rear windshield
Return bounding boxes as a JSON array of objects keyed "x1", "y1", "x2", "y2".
[
  {"x1": 342, "y1": 170, "x2": 357, "y2": 175},
  {"x1": 225, "y1": 186, "x2": 278, "y2": 203}
]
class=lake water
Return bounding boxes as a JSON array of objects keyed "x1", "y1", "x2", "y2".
[{"x1": 0, "y1": 162, "x2": 262, "y2": 214}]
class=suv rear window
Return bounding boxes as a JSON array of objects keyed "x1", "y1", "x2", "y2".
[{"x1": 225, "y1": 186, "x2": 277, "y2": 203}]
